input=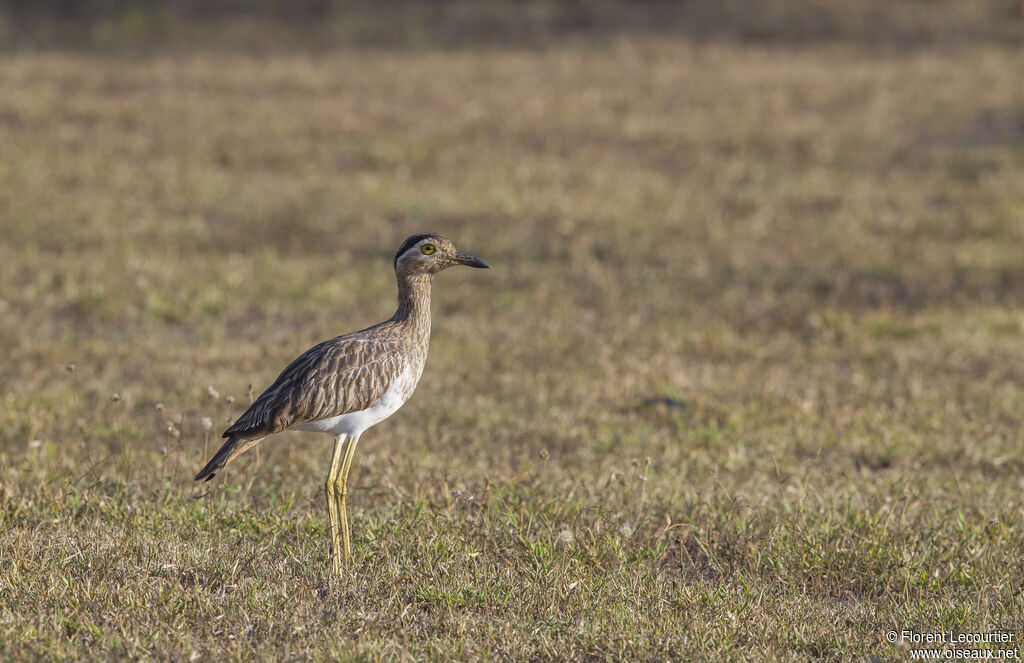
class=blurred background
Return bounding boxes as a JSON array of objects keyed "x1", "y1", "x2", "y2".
[
  {"x1": 3, "y1": 0, "x2": 1024, "y2": 536},
  {"x1": 3, "y1": 0, "x2": 1024, "y2": 49},
  {"x1": 1, "y1": 1, "x2": 1023, "y2": 658},
  {"x1": 3, "y1": 0, "x2": 1024, "y2": 552}
]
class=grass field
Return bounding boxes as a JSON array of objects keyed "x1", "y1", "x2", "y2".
[{"x1": 2, "y1": 3, "x2": 1024, "y2": 660}]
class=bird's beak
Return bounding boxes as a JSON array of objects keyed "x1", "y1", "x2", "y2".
[{"x1": 454, "y1": 251, "x2": 490, "y2": 269}]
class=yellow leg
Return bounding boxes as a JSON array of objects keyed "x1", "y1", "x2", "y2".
[
  {"x1": 324, "y1": 434, "x2": 347, "y2": 577},
  {"x1": 334, "y1": 434, "x2": 360, "y2": 564}
]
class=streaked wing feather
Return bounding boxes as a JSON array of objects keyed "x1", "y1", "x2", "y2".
[{"x1": 223, "y1": 334, "x2": 405, "y2": 439}]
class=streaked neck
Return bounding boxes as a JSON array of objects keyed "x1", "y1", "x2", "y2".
[{"x1": 393, "y1": 270, "x2": 432, "y2": 328}]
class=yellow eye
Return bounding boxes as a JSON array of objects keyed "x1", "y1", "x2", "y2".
[{"x1": 421, "y1": 244, "x2": 436, "y2": 255}]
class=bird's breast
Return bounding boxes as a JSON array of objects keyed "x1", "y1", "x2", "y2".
[{"x1": 295, "y1": 361, "x2": 421, "y2": 437}]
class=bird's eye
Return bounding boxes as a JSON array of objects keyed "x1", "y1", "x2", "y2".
[{"x1": 421, "y1": 244, "x2": 436, "y2": 255}]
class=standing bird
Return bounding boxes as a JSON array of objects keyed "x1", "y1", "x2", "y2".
[{"x1": 194, "y1": 233, "x2": 490, "y2": 575}]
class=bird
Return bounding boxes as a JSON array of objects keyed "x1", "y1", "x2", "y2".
[{"x1": 193, "y1": 233, "x2": 490, "y2": 576}]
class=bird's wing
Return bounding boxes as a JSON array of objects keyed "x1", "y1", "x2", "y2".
[{"x1": 222, "y1": 334, "x2": 407, "y2": 439}]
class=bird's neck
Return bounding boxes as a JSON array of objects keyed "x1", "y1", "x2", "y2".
[{"x1": 392, "y1": 271, "x2": 432, "y2": 336}]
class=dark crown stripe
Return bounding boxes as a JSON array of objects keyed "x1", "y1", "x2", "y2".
[{"x1": 394, "y1": 233, "x2": 439, "y2": 268}]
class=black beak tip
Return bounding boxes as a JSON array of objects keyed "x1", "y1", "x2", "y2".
[{"x1": 457, "y1": 252, "x2": 490, "y2": 269}]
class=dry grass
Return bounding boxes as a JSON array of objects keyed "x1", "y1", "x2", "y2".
[{"x1": 2, "y1": 3, "x2": 1024, "y2": 660}]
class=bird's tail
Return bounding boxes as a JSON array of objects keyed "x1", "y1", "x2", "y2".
[{"x1": 193, "y1": 436, "x2": 265, "y2": 481}]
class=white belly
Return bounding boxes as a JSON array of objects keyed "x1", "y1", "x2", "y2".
[{"x1": 294, "y1": 362, "x2": 419, "y2": 438}]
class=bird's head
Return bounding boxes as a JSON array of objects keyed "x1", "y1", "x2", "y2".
[{"x1": 393, "y1": 233, "x2": 490, "y2": 275}]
